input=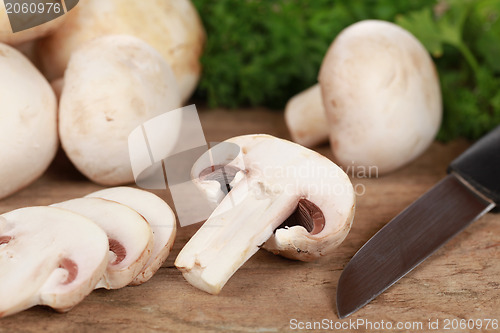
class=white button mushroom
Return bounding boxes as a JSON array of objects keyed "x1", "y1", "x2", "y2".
[
  {"x1": 52, "y1": 197, "x2": 154, "y2": 289},
  {"x1": 36, "y1": 0, "x2": 205, "y2": 102},
  {"x1": 0, "y1": 43, "x2": 57, "y2": 200},
  {"x1": 175, "y1": 134, "x2": 355, "y2": 294},
  {"x1": 0, "y1": 207, "x2": 109, "y2": 317},
  {"x1": 287, "y1": 20, "x2": 442, "y2": 175},
  {"x1": 320, "y1": 20, "x2": 442, "y2": 174},
  {"x1": 86, "y1": 187, "x2": 177, "y2": 286},
  {"x1": 59, "y1": 35, "x2": 181, "y2": 185}
]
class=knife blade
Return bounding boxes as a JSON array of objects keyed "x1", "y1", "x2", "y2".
[{"x1": 336, "y1": 125, "x2": 500, "y2": 319}]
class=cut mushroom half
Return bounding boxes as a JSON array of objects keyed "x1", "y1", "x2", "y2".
[
  {"x1": 175, "y1": 134, "x2": 355, "y2": 294},
  {"x1": 52, "y1": 197, "x2": 154, "y2": 289},
  {"x1": 0, "y1": 207, "x2": 109, "y2": 318},
  {"x1": 86, "y1": 187, "x2": 177, "y2": 285}
]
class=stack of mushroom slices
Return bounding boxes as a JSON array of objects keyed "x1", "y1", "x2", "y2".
[{"x1": 0, "y1": 187, "x2": 176, "y2": 318}]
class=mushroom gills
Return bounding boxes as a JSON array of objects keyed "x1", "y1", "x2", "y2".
[
  {"x1": 0, "y1": 235, "x2": 12, "y2": 245},
  {"x1": 58, "y1": 258, "x2": 79, "y2": 285},
  {"x1": 199, "y1": 165, "x2": 241, "y2": 195},
  {"x1": 277, "y1": 199, "x2": 325, "y2": 235}
]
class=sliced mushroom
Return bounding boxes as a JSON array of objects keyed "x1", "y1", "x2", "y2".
[
  {"x1": 0, "y1": 42, "x2": 57, "y2": 200},
  {"x1": 52, "y1": 197, "x2": 154, "y2": 289},
  {"x1": 175, "y1": 134, "x2": 355, "y2": 294},
  {"x1": 59, "y1": 35, "x2": 181, "y2": 185},
  {"x1": 36, "y1": 0, "x2": 205, "y2": 102},
  {"x1": 0, "y1": 207, "x2": 108, "y2": 317},
  {"x1": 86, "y1": 187, "x2": 177, "y2": 285}
]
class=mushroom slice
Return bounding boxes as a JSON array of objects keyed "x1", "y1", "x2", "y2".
[
  {"x1": 0, "y1": 207, "x2": 108, "y2": 318},
  {"x1": 52, "y1": 197, "x2": 154, "y2": 289},
  {"x1": 86, "y1": 187, "x2": 177, "y2": 285},
  {"x1": 175, "y1": 134, "x2": 355, "y2": 294}
]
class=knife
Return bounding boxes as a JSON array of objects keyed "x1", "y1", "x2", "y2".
[{"x1": 336, "y1": 125, "x2": 500, "y2": 319}]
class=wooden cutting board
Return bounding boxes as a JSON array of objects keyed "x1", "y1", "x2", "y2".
[{"x1": 1, "y1": 108, "x2": 499, "y2": 332}]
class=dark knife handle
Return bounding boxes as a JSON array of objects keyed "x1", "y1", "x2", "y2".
[{"x1": 448, "y1": 125, "x2": 500, "y2": 206}]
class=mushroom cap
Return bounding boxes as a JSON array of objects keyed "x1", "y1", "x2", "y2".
[
  {"x1": 318, "y1": 20, "x2": 442, "y2": 175},
  {"x1": 0, "y1": 1, "x2": 67, "y2": 45},
  {"x1": 0, "y1": 43, "x2": 57, "y2": 200},
  {"x1": 59, "y1": 35, "x2": 181, "y2": 185},
  {"x1": 86, "y1": 187, "x2": 177, "y2": 285},
  {"x1": 36, "y1": 0, "x2": 205, "y2": 102},
  {"x1": 0, "y1": 207, "x2": 109, "y2": 317},
  {"x1": 52, "y1": 197, "x2": 154, "y2": 289},
  {"x1": 176, "y1": 134, "x2": 355, "y2": 294}
]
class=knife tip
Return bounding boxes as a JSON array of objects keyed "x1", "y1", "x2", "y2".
[
  {"x1": 336, "y1": 262, "x2": 366, "y2": 319},
  {"x1": 336, "y1": 294, "x2": 354, "y2": 320},
  {"x1": 336, "y1": 276, "x2": 354, "y2": 319},
  {"x1": 336, "y1": 310, "x2": 348, "y2": 320}
]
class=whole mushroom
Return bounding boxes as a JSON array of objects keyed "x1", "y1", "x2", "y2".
[
  {"x1": 0, "y1": 42, "x2": 57, "y2": 200},
  {"x1": 287, "y1": 20, "x2": 442, "y2": 175},
  {"x1": 36, "y1": 0, "x2": 205, "y2": 102},
  {"x1": 59, "y1": 35, "x2": 181, "y2": 185}
]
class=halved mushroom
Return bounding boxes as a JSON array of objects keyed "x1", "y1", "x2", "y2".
[
  {"x1": 52, "y1": 197, "x2": 154, "y2": 289},
  {"x1": 175, "y1": 134, "x2": 355, "y2": 294},
  {"x1": 86, "y1": 187, "x2": 177, "y2": 285},
  {"x1": 0, "y1": 207, "x2": 108, "y2": 317}
]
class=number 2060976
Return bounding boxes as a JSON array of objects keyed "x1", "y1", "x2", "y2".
[
  {"x1": 5, "y1": 2, "x2": 62, "y2": 14},
  {"x1": 442, "y1": 318, "x2": 498, "y2": 330}
]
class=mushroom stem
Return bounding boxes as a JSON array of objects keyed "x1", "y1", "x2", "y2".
[
  {"x1": 175, "y1": 182, "x2": 298, "y2": 294},
  {"x1": 284, "y1": 84, "x2": 329, "y2": 147}
]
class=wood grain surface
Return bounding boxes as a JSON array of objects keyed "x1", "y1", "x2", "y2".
[{"x1": 1, "y1": 108, "x2": 499, "y2": 332}]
